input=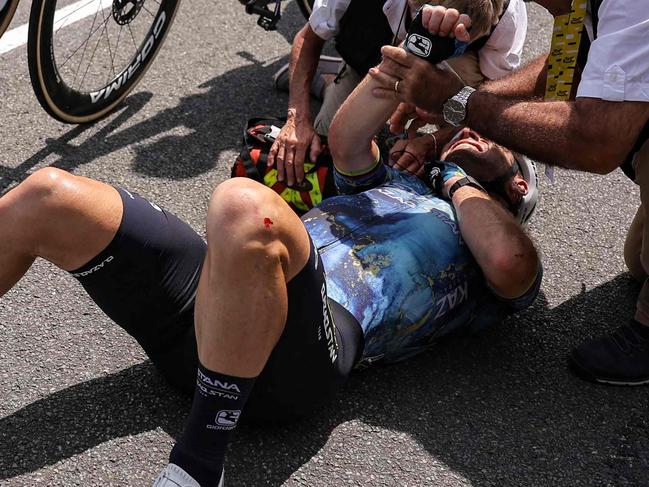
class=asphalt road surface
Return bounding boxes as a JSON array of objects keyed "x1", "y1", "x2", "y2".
[{"x1": 1, "y1": 1, "x2": 648, "y2": 486}]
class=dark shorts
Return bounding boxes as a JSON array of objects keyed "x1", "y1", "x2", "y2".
[{"x1": 70, "y1": 188, "x2": 363, "y2": 420}]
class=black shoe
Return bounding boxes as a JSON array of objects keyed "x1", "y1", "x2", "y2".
[{"x1": 569, "y1": 321, "x2": 649, "y2": 385}]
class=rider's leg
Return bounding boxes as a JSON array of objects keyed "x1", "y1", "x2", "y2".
[
  {"x1": 0, "y1": 168, "x2": 122, "y2": 297},
  {"x1": 168, "y1": 178, "x2": 311, "y2": 486},
  {"x1": 196, "y1": 177, "x2": 311, "y2": 375}
]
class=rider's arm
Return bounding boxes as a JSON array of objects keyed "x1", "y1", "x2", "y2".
[
  {"x1": 446, "y1": 179, "x2": 539, "y2": 299},
  {"x1": 328, "y1": 74, "x2": 398, "y2": 173},
  {"x1": 268, "y1": 24, "x2": 325, "y2": 185}
]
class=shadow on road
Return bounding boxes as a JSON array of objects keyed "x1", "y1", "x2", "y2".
[
  {"x1": 0, "y1": 1, "x2": 307, "y2": 195},
  {"x1": 0, "y1": 51, "x2": 290, "y2": 194},
  {"x1": 2, "y1": 275, "x2": 648, "y2": 485}
]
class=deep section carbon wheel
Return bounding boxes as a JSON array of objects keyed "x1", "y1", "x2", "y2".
[
  {"x1": 0, "y1": 0, "x2": 20, "y2": 39},
  {"x1": 28, "y1": 0, "x2": 180, "y2": 124}
]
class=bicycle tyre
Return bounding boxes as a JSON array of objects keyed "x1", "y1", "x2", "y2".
[
  {"x1": 27, "y1": 0, "x2": 180, "y2": 124},
  {"x1": 0, "y1": 0, "x2": 19, "y2": 39},
  {"x1": 295, "y1": 0, "x2": 313, "y2": 21}
]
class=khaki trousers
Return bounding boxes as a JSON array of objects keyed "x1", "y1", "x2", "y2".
[
  {"x1": 313, "y1": 50, "x2": 485, "y2": 137},
  {"x1": 624, "y1": 138, "x2": 649, "y2": 325}
]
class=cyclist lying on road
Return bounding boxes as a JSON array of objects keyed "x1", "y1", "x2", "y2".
[{"x1": 0, "y1": 60, "x2": 541, "y2": 487}]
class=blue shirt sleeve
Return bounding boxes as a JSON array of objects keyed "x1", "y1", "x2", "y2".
[{"x1": 334, "y1": 157, "x2": 390, "y2": 195}]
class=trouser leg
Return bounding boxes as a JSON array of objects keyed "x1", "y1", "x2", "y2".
[
  {"x1": 313, "y1": 63, "x2": 362, "y2": 137},
  {"x1": 630, "y1": 140, "x2": 649, "y2": 326},
  {"x1": 443, "y1": 50, "x2": 485, "y2": 88},
  {"x1": 624, "y1": 205, "x2": 646, "y2": 283}
]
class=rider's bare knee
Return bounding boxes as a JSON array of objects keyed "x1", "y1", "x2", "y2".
[
  {"x1": 207, "y1": 179, "x2": 283, "y2": 243},
  {"x1": 14, "y1": 168, "x2": 76, "y2": 215}
]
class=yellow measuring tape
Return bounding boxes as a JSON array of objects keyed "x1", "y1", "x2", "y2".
[
  {"x1": 543, "y1": 0, "x2": 588, "y2": 179},
  {"x1": 545, "y1": 0, "x2": 588, "y2": 101}
]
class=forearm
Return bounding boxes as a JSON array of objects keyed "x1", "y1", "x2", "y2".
[
  {"x1": 479, "y1": 53, "x2": 548, "y2": 99},
  {"x1": 287, "y1": 25, "x2": 325, "y2": 122},
  {"x1": 329, "y1": 75, "x2": 399, "y2": 171},
  {"x1": 451, "y1": 186, "x2": 539, "y2": 298},
  {"x1": 465, "y1": 93, "x2": 649, "y2": 174}
]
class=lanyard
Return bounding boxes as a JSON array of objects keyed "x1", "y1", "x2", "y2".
[{"x1": 543, "y1": 0, "x2": 588, "y2": 180}]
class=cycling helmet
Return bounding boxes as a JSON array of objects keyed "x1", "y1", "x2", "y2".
[{"x1": 442, "y1": 130, "x2": 539, "y2": 225}]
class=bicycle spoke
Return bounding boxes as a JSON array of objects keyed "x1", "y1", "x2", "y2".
[
  {"x1": 98, "y1": 5, "x2": 117, "y2": 84},
  {"x1": 114, "y1": 25, "x2": 123, "y2": 59},
  {"x1": 53, "y1": 0, "x2": 100, "y2": 28},
  {"x1": 141, "y1": 4, "x2": 156, "y2": 18},
  {"x1": 79, "y1": 17, "x2": 109, "y2": 88},
  {"x1": 70, "y1": 3, "x2": 102, "y2": 86},
  {"x1": 127, "y1": 23, "x2": 138, "y2": 51},
  {"x1": 58, "y1": 14, "x2": 111, "y2": 70}
]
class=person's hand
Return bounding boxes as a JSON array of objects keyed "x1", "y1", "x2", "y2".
[
  {"x1": 389, "y1": 102, "x2": 417, "y2": 133},
  {"x1": 369, "y1": 46, "x2": 464, "y2": 113},
  {"x1": 389, "y1": 134, "x2": 437, "y2": 177},
  {"x1": 419, "y1": 5, "x2": 471, "y2": 42},
  {"x1": 267, "y1": 110, "x2": 323, "y2": 186},
  {"x1": 389, "y1": 102, "x2": 446, "y2": 134},
  {"x1": 370, "y1": 5, "x2": 469, "y2": 112}
]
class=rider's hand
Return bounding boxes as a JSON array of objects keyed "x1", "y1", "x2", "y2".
[
  {"x1": 389, "y1": 134, "x2": 437, "y2": 178},
  {"x1": 388, "y1": 102, "x2": 446, "y2": 134},
  {"x1": 267, "y1": 110, "x2": 323, "y2": 186}
]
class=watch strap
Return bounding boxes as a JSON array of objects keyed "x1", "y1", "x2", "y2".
[{"x1": 448, "y1": 175, "x2": 486, "y2": 199}]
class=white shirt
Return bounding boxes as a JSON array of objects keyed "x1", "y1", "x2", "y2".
[
  {"x1": 577, "y1": 0, "x2": 649, "y2": 102},
  {"x1": 308, "y1": 0, "x2": 528, "y2": 80}
]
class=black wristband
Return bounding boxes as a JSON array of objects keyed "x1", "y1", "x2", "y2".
[{"x1": 448, "y1": 176, "x2": 487, "y2": 200}]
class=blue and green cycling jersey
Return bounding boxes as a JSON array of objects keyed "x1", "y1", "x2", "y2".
[{"x1": 302, "y1": 163, "x2": 541, "y2": 364}]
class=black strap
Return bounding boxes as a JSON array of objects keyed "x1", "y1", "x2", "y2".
[
  {"x1": 448, "y1": 176, "x2": 487, "y2": 199},
  {"x1": 238, "y1": 116, "x2": 285, "y2": 181}
]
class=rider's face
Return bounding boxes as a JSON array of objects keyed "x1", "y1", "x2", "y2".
[
  {"x1": 440, "y1": 127, "x2": 514, "y2": 178},
  {"x1": 440, "y1": 127, "x2": 527, "y2": 209}
]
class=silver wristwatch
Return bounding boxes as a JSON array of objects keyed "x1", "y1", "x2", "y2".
[{"x1": 442, "y1": 86, "x2": 476, "y2": 127}]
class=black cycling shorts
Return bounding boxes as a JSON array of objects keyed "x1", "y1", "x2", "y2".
[{"x1": 70, "y1": 188, "x2": 363, "y2": 419}]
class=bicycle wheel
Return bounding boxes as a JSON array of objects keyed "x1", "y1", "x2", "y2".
[
  {"x1": 294, "y1": 0, "x2": 313, "y2": 21},
  {"x1": 28, "y1": 0, "x2": 180, "y2": 124},
  {"x1": 0, "y1": 0, "x2": 20, "y2": 39}
]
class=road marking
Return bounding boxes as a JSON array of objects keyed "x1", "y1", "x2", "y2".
[{"x1": 0, "y1": 0, "x2": 112, "y2": 55}]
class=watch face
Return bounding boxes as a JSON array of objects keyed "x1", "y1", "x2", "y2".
[{"x1": 443, "y1": 98, "x2": 465, "y2": 125}]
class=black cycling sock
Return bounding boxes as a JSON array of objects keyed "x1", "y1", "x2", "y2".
[
  {"x1": 631, "y1": 320, "x2": 649, "y2": 339},
  {"x1": 170, "y1": 363, "x2": 257, "y2": 487}
]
